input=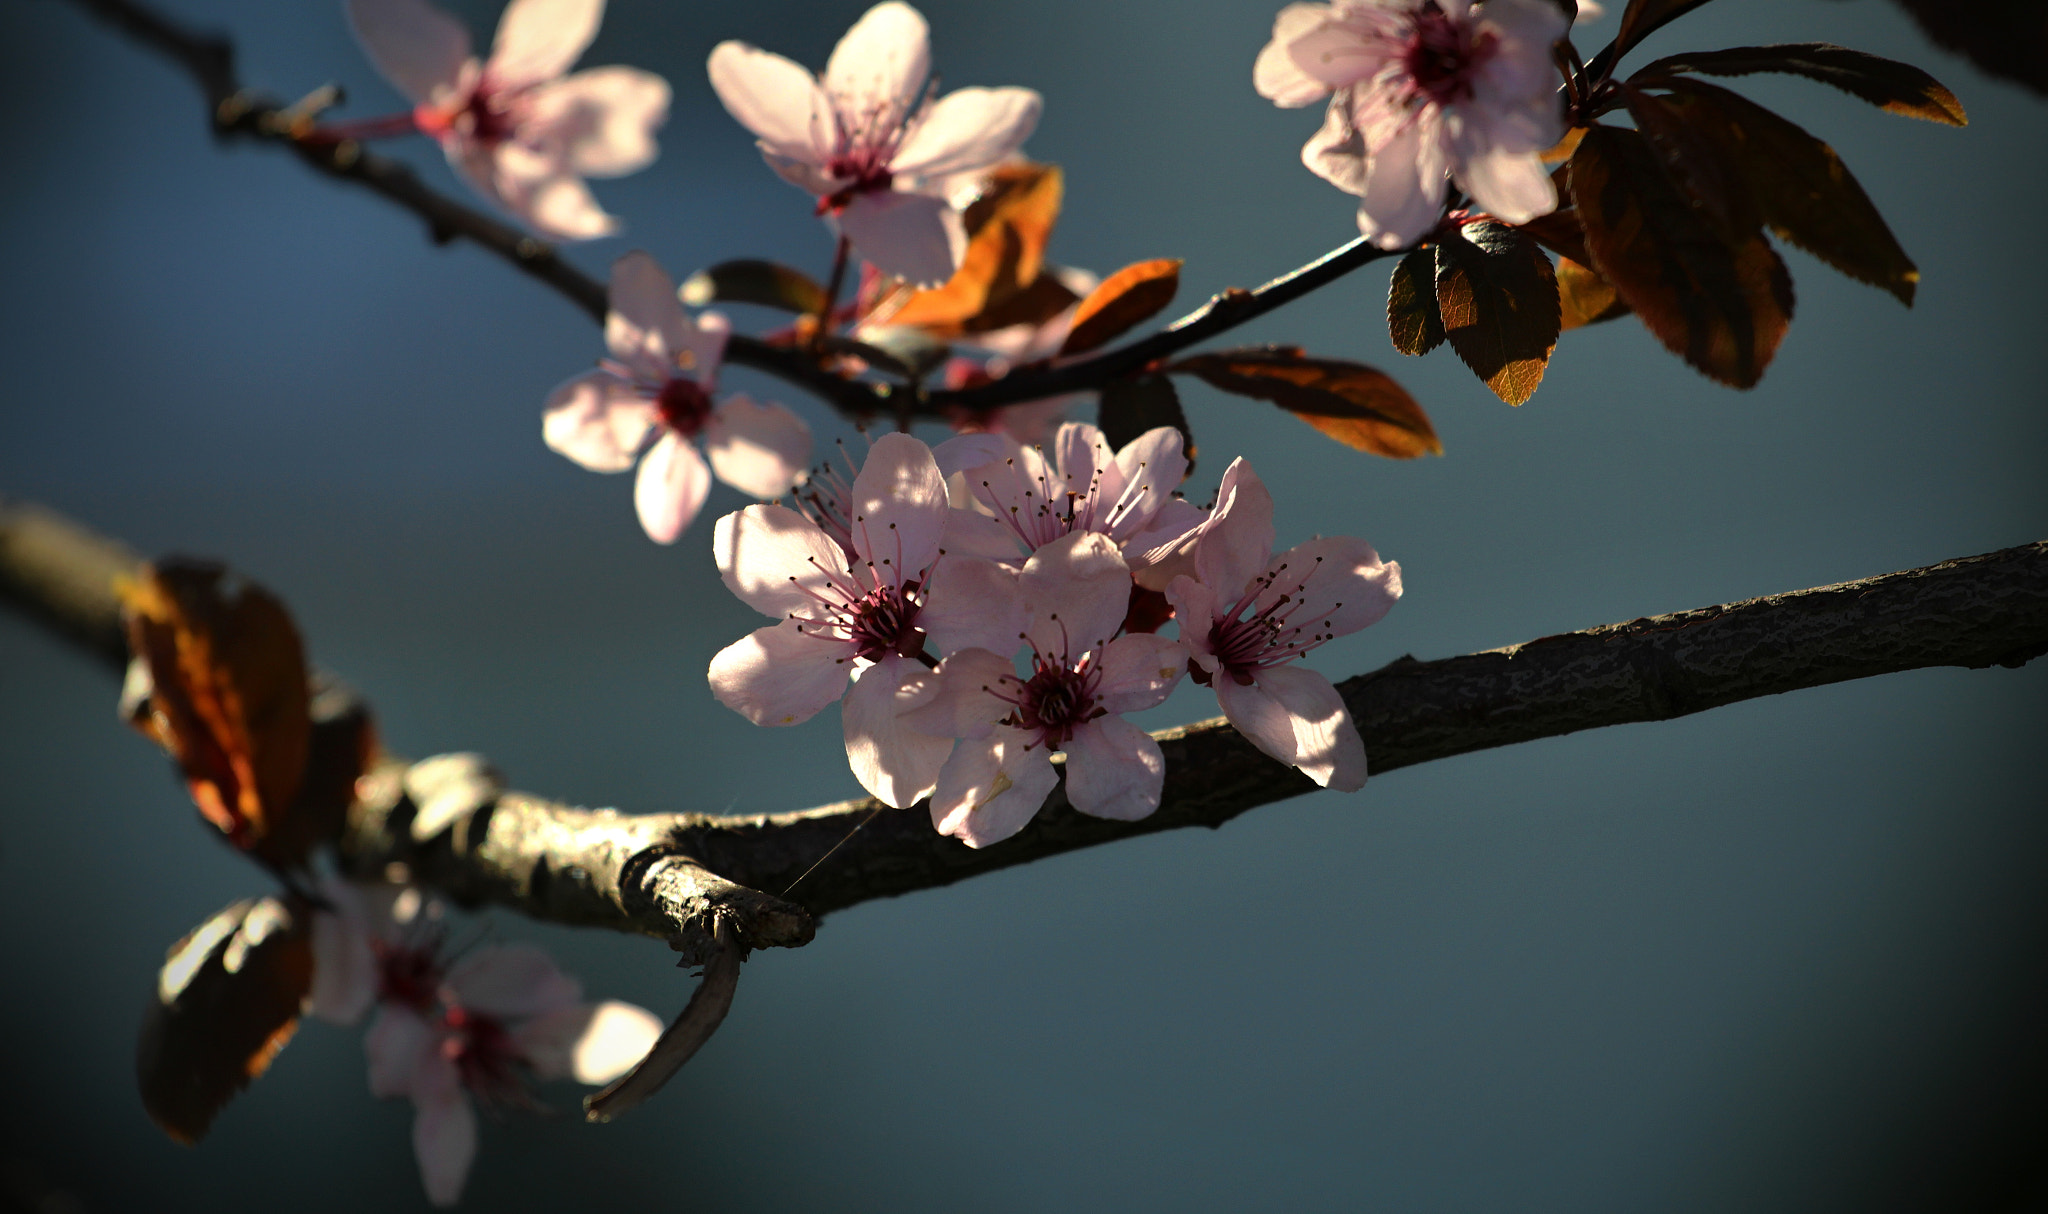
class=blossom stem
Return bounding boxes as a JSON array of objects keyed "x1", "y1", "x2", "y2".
[
  {"x1": 811, "y1": 235, "x2": 853, "y2": 354},
  {"x1": 304, "y1": 112, "x2": 420, "y2": 143}
]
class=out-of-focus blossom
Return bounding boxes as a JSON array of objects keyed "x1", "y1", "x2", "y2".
[
  {"x1": 345, "y1": 0, "x2": 670, "y2": 240},
  {"x1": 1255, "y1": 0, "x2": 1567, "y2": 247},
  {"x1": 310, "y1": 878, "x2": 660, "y2": 1208},
  {"x1": 707, "y1": 433, "x2": 1020, "y2": 807},
  {"x1": 545, "y1": 251, "x2": 811, "y2": 544},
  {"x1": 1164, "y1": 460, "x2": 1401, "y2": 790},
  {"x1": 933, "y1": 266, "x2": 1100, "y2": 443},
  {"x1": 708, "y1": 2, "x2": 1042, "y2": 284},
  {"x1": 910, "y1": 531, "x2": 1187, "y2": 846}
]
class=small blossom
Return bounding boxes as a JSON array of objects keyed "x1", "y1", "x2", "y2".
[
  {"x1": 545, "y1": 251, "x2": 812, "y2": 543},
  {"x1": 708, "y1": 2, "x2": 1042, "y2": 285},
  {"x1": 1255, "y1": 0, "x2": 1567, "y2": 248},
  {"x1": 346, "y1": 0, "x2": 670, "y2": 240},
  {"x1": 1164, "y1": 459, "x2": 1401, "y2": 790},
  {"x1": 911, "y1": 531, "x2": 1187, "y2": 847}
]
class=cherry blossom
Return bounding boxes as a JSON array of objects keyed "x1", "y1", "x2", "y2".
[
  {"x1": 1255, "y1": 0, "x2": 1568, "y2": 247},
  {"x1": 309, "y1": 879, "x2": 660, "y2": 1208},
  {"x1": 1164, "y1": 460, "x2": 1401, "y2": 790},
  {"x1": 707, "y1": 433, "x2": 1022, "y2": 807},
  {"x1": 345, "y1": 0, "x2": 670, "y2": 240},
  {"x1": 544, "y1": 252, "x2": 811, "y2": 544},
  {"x1": 910, "y1": 531, "x2": 1188, "y2": 847},
  {"x1": 708, "y1": 2, "x2": 1043, "y2": 284}
]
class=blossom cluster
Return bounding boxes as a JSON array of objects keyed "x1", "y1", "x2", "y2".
[
  {"x1": 310, "y1": 879, "x2": 661, "y2": 1206},
  {"x1": 705, "y1": 426, "x2": 1402, "y2": 847}
]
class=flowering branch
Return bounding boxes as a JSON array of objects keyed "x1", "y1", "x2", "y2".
[{"x1": 63, "y1": 0, "x2": 1397, "y2": 422}]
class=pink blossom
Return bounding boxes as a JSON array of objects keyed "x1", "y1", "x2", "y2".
[
  {"x1": 310, "y1": 880, "x2": 660, "y2": 1208},
  {"x1": 1164, "y1": 460, "x2": 1402, "y2": 791},
  {"x1": 345, "y1": 0, "x2": 670, "y2": 240},
  {"x1": 1255, "y1": 0, "x2": 1567, "y2": 248},
  {"x1": 545, "y1": 251, "x2": 812, "y2": 544},
  {"x1": 707, "y1": 433, "x2": 1022, "y2": 807},
  {"x1": 708, "y1": 2, "x2": 1042, "y2": 285},
  {"x1": 910, "y1": 531, "x2": 1187, "y2": 847}
]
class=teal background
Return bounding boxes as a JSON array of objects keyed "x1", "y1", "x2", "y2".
[{"x1": 2, "y1": 0, "x2": 2045, "y2": 1209}]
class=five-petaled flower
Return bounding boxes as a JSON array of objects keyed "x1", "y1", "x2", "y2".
[
  {"x1": 708, "y1": 1, "x2": 1043, "y2": 285},
  {"x1": 1255, "y1": 0, "x2": 1567, "y2": 248},
  {"x1": 545, "y1": 251, "x2": 812, "y2": 544},
  {"x1": 1164, "y1": 459, "x2": 1401, "y2": 790},
  {"x1": 346, "y1": 0, "x2": 670, "y2": 240}
]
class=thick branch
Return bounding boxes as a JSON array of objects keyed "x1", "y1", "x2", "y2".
[{"x1": 7, "y1": 497, "x2": 2041, "y2": 922}]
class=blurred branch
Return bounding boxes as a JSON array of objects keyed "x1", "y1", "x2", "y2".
[
  {"x1": 61, "y1": 0, "x2": 1394, "y2": 422},
  {"x1": 7, "y1": 497, "x2": 2044, "y2": 921}
]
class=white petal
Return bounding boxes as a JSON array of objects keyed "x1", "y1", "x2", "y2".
[
  {"x1": 365, "y1": 1007, "x2": 440, "y2": 1098},
  {"x1": 848, "y1": 432, "x2": 948, "y2": 581},
  {"x1": 714, "y1": 503, "x2": 851, "y2": 620},
  {"x1": 345, "y1": 0, "x2": 472, "y2": 107},
  {"x1": 823, "y1": 2, "x2": 930, "y2": 131},
  {"x1": 929, "y1": 729, "x2": 1058, "y2": 847},
  {"x1": 447, "y1": 944, "x2": 583, "y2": 1018},
  {"x1": 705, "y1": 395, "x2": 812, "y2": 499},
  {"x1": 632, "y1": 431, "x2": 711, "y2": 544},
  {"x1": 1218, "y1": 664, "x2": 1366, "y2": 790},
  {"x1": 901, "y1": 647, "x2": 1015, "y2": 741},
  {"x1": 543, "y1": 370, "x2": 657, "y2": 472},
  {"x1": 1062, "y1": 716, "x2": 1165, "y2": 821},
  {"x1": 1163, "y1": 574, "x2": 1221, "y2": 670},
  {"x1": 513, "y1": 1000, "x2": 662, "y2": 1084},
  {"x1": 843, "y1": 654, "x2": 951, "y2": 808},
  {"x1": 919, "y1": 555, "x2": 1028, "y2": 658},
  {"x1": 1478, "y1": 0, "x2": 1573, "y2": 100},
  {"x1": 839, "y1": 190, "x2": 964, "y2": 287},
  {"x1": 604, "y1": 250, "x2": 688, "y2": 377},
  {"x1": 1053, "y1": 421, "x2": 1114, "y2": 502},
  {"x1": 1286, "y1": 18, "x2": 1394, "y2": 90},
  {"x1": 1356, "y1": 108, "x2": 1449, "y2": 249},
  {"x1": 307, "y1": 881, "x2": 377, "y2": 1026},
  {"x1": 932, "y1": 432, "x2": 1018, "y2": 481},
  {"x1": 1094, "y1": 633, "x2": 1187, "y2": 714},
  {"x1": 708, "y1": 620, "x2": 854, "y2": 726},
  {"x1": 1104, "y1": 426, "x2": 1189, "y2": 543},
  {"x1": 708, "y1": 42, "x2": 830, "y2": 164},
  {"x1": 488, "y1": 0, "x2": 602, "y2": 88},
  {"x1": 891, "y1": 87, "x2": 1042, "y2": 180},
  {"x1": 525, "y1": 67, "x2": 671, "y2": 178},
  {"x1": 1452, "y1": 140, "x2": 1558, "y2": 226},
  {"x1": 1126, "y1": 497, "x2": 1206, "y2": 591},
  {"x1": 492, "y1": 164, "x2": 621, "y2": 241},
  {"x1": 1255, "y1": 3, "x2": 1336, "y2": 106},
  {"x1": 1302, "y1": 92, "x2": 1370, "y2": 196},
  {"x1": 1019, "y1": 531, "x2": 1132, "y2": 659},
  {"x1": 412, "y1": 1093, "x2": 479, "y2": 1208},
  {"x1": 1192, "y1": 458, "x2": 1275, "y2": 599},
  {"x1": 1258, "y1": 537, "x2": 1402, "y2": 638}
]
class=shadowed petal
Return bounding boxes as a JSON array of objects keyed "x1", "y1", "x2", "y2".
[
  {"x1": 929, "y1": 729, "x2": 1058, "y2": 847},
  {"x1": 1193, "y1": 459, "x2": 1275, "y2": 599},
  {"x1": 543, "y1": 370, "x2": 657, "y2": 471},
  {"x1": 346, "y1": 0, "x2": 472, "y2": 107},
  {"x1": 527, "y1": 67, "x2": 671, "y2": 178},
  {"x1": 488, "y1": 0, "x2": 602, "y2": 88},
  {"x1": 892, "y1": 87, "x2": 1042, "y2": 179},
  {"x1": 1063, "y1": 715, "x2": 1165, "y2": 821},
  {"x1": 843, "y1": 654, "x2": 951, "y2": 808},
  {"x1": 849, "y1": 432, "x2": 948, "y2": 579},
  {"x1": 1255, "y1": 3, "x2": 1335, "y2": 106},
  {"x1": 1218, "y1": 664, "x2": 1365, "y2": 790},
  {"x1": 604, "y1": 251, "x2": 688, "y2": 377},
  {"x1": 1163, "y1": 574, "x2": 1220, "y2": 670},
  {"x1": 705, "y1": 395, "x2": 811, "y2": 499},
  {"x1": 902, "y1": 647, "x2": 1014, "y2": 741},
  {"x1": 366, "y1": 1007, "x2": 440, "y2": 1098},
  {"x1": 709, "y1": 620, "x2": 853, "y2": 726},
  {"x1": 1257, "y1": 536, "x2": 1402, "y2": 638},
  {"x1": 1094, "y1": 633, "x2": 1187, "y2": 714},
  {"x1": 1019, "y1": 531, "x2": 1131, "y2": 658},
  {"x1": 447, "y1": 944, "x2": 583, "y2": 1018},
  {"x1": 634, "y1": 430, "x2": 712, "y2": 544},
  {"x1": 714, "y1": 504, "x2": 849, "y2": 619},
  {"x1": 412, "y1": 1092, "x2": 478, "y2": 1208},
  {"x1": 839, "y1": 190, "x2": 963, "y2": 287},
  {"x1": 920, "y1": 556, "x2": 1027, "y2": 658}
]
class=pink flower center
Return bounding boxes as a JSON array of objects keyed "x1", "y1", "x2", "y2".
[
  {"x1": 442, "y1": 1005, "x2": 534, "y2": 1109},
  {"x1": 789, "y1": 516, "x2": 936, "y2": 665},
  {"x1": 1206, "y1": 555, "x2": 1340, "y2": 685},
  {"x1": 655, "y1": 376, "x2": 714, "y2": 438},
  {"x1": 415, "y1": 76, "x2": 523, "y2": 146},
  {"x1": 1401, "y1": 4, "x2": 1496, "y2": 107},
  {"x1": 990, "y1": 623, "x2": 1106, "y2": 750},
  {"x1": 816, "y1": 87, "x2": 931, "y2": 213},
  {"x1": 374, "y1": 939, "x2": 445, "y2": 1014},
  {"x1": 844, "y1": 581, "x2": 927, "y2": 662}
]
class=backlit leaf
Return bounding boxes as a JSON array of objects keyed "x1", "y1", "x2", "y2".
[
  {"x1": 1571, "y1": 126, "x2": 1795, "y2": 388},
  {"x1": 1636, "y1": 43, "x2": 1967, "y2": 125},
  {"x1": 678, "y1": 260, "x2": 828, "y2": 315},
  {"x1": 119, "y1": 560, "x2": 313, "y2": 864},
  {"x1": 1060, "y1": 260, "x2": 1182, "y2": 356},
  {"x1": 1433, "y1": 221, "x2": 1561, "y2": 405},
  {"x1": 138, "y1": 896, "x2": 314, "y2": 1145},
  {"x1": 1387, "y1": 247, "x2": 1445, "y2": 356},
  {"x1": 1169, "y1": 346, "x2": 1441, "y2": 459},
  {"x1": 1098, "y1": 375, "x2": 1195, "y2": 470},
  {"x1": 1623, "y1": 85, "x2": 1761, "y2": 248},
  {"x1": 1557, "y1": 256, "x2": 1631, "y2": 330},
  {"x1": 884, "y1": 163, "x2": 1065, "y2": 337}
]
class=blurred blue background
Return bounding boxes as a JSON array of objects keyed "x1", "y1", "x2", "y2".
[{"x1": 3, "y1": 0, "x2": 2046, "y2": 1209}]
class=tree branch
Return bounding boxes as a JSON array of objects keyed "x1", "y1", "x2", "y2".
[
  {"x1": 60, "y1": 0, "x2": 1395, "y2": 422},
  {"x1": 8, "y1": 496, "x2": 2043, "y2": 923}
]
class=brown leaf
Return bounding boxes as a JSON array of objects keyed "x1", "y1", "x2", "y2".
[
  {"x1": 1387, "y1": 247, "x2": 1445, "y2": 357},
  {"x1": 1060, "y1": 259, "x2": 1182, "y2": 356},
  {"x1": 1098, "y1": 374, "x2": 1195, "y2": 470},
  {"x1": 1609, "y1": 0, "x2": 1720, "y2": 65},
  {"x1": 883, "y1": 163, "x2": 1065, "y2": 337},
  {"x1": 1433, "y1": 221, "x2": 1561, "y2": 405},
  {"x1": 677, "y1": 259, "x2": 828, "y2": 314},
  {"x1": 138, "y1": 896, "x2": 314, "y2": 1145},
  {"x1": 1169, "y1": 346, "x2": 1442, "y2": 459},
  {"x1": 1623, "y1": 85, "x2": 1762, "y2": 248},
  {"x1": 1636, "y1": 43, "x2": 1967, "y2": 125},
  {"x1": 1557, "y1": 256, "x2": 1632, "y2": 330},
  {"x1": 120, "y1": 560, "x2": 313, "y2": 864},
  {"x1": 1571, "y1": 126, "x2": 1795, "y2": 388},
  {"x1": 1655, "y1": 78, "x2": 1919, "y2": 305}
]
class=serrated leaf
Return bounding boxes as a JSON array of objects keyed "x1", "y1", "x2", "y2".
[
  {"x1": 1433, "y1": 222, "x2": 1561, "y2": 405},
  {"x1": 1623, "y1": 85, "x2": 1762, "y2": 248},
  {"x1": 1571, "y1": 125, "x2": 1794, "y2": 388},
  {"x1": 1636, "y1": 43, "x2": 1967, "y2": 125},
  {"x1": 139, "y1": 896, "x2": 313, "y2": 1145},
  {"x1": 677, "y1": 260, "x2": 828, "y2": 315},
  {"x1": 1387, "y1": 248, "x2": 1445, "y2": 356},
  {"x1": 1060, "y1": 259, "x2": 1182, "y2": 356},
  {"x1": 1169, "y1": 346, "x2": 1441, "y2": 459},
  {"x1": 883, "y1": 163, "x2": 1065, "y2": 337},
  {"x1": 1098, "y1": 375, "x2": 1195, "y2": 470},
  {"x1": 1889, "y1": 2, "x2": 2048, "y2": 97},
  {"x1": 1608, "y1": 0, "x2": 1720, "y2": 65},
  {"x1": 1557, "y1": 256, "x2": 1631, "y2": 330},
  {"x1": 1655, "y1": 78, "x2": 1918, "y2": 304},
  {"x1": 119, "y1": 561, "x2": 313, "y2": 865}
]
